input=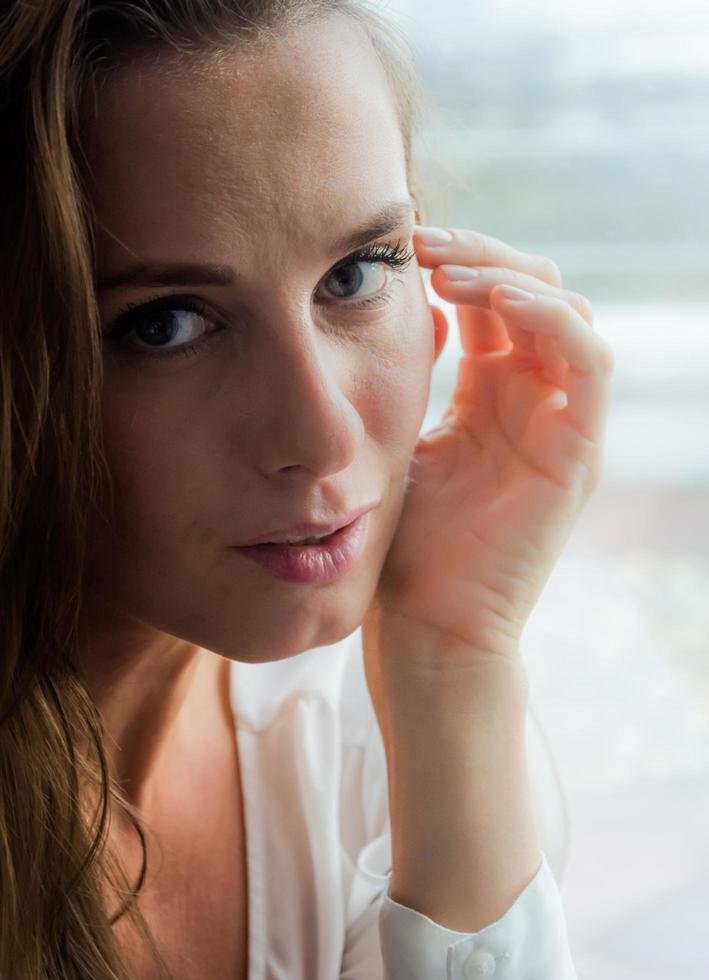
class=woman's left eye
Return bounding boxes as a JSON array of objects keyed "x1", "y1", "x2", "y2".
[
  {"x1": 317, "y1": 241, "x2": 416, "y2": 307},
  {"x1": 320, "y1": 259, "x2": 388, "y2": 303}
]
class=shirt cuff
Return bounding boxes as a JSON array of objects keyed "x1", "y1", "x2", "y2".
[{"x1": 377, "y1": 850, "x2": 578, "y2": 980}]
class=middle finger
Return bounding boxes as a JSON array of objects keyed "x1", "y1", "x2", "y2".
[{"x1": 432, "y1": 264, "x2": 595, "y2": 328}]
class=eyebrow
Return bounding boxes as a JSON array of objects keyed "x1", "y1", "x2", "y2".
[{"x1": 95, "y1": 198, "x2": 417, "y2": 294}]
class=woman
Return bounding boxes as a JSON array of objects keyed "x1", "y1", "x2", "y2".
[{"x1": 0, "y1": 1, "x2": 613, "y2": 978}]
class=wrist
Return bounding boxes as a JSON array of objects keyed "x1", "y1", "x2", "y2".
[
  {"x1": 383, "y1": 677, "x2": 540, "y2": 932},
  {"x1": 363, "y1": 609, "x2": 530, "y2": 735}
]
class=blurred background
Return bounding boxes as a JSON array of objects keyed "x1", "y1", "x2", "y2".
[{"x1": 384, "y1": 1, "x2": 709, "y2": 977}]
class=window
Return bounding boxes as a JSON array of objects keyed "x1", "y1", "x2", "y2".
[{"x1": 388, "y1": 1, "x2": 709, "y2": 976}]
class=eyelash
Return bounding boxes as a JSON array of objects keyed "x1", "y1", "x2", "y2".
[{"x1": 102, "y1": 240, "x2": 416, "y2": 362}]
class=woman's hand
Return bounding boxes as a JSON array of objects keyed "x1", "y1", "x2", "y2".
[
  {"x1": 360, "y1": 225, "x2": 614, "y2": 932},
  {"x1": 363, "y1": 226, "x2": 614, "y2": 716}
]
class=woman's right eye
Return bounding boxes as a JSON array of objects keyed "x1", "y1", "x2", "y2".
[{"x1": 102, "y1": 296, "x2": 224, "y2": 361}]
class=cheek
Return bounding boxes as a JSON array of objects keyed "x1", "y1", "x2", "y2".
[
  {"x1": 362, "y1": 280, "x2": 434, "y2": 443},
  {"x1": 95, "y1": 388, "x2": 208, "y2": 552}
]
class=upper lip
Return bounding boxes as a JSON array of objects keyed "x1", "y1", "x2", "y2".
[{"x1": 234, "y1": 501, "x2": 378, "y2": 546}]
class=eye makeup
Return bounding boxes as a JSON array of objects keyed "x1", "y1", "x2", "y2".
[{"x1": 100, "y1": 238, "x2": 416, "y2": 362}]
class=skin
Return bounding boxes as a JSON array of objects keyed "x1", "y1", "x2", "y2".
[
  {"x1": 77, "y1": 5, "x2": 615, "y2": 941},
  {"x1": 77, "y1": 12, "x2": 445, "y2": 816}
]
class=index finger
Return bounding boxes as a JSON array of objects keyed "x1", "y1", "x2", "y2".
[{"x1": 413, "y1": 226, "x2": 563, "y2": 289}]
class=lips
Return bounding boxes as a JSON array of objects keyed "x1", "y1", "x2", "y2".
[
  {"x1": 256, "y1": 525, "x2": 342, "y2": 548},
  {"x1": 278, "y1": 530, "x2": 334, "y2": 546},
  {"x1": 236, "y1": 501, "x2": 378, "y2": 547},
  {"x1": 231, "y1": 510, "x2": 371, "y2": 584}
]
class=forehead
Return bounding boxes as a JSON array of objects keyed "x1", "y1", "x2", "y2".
[{"x1": 82, "y1": 13, "x2": 409, "y2": 270}]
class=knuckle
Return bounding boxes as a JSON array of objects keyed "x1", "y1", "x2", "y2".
[
  {"x1": 575, "y1": 452, "x2": 602, "y2": 492},
  {"x1": 596, "y1": 340, "x2": 615, "y2": 375},
  {"x1": 453, "y1": 228, "x2": 502, "y2": 265},
  {"x1": 571, "y1": 291, "x2": 595, "y2": 325},
  {"x1": 588, "y1": 459, "x2": 604, "y2": 491},
  {"x1": 580, "y1": 445, "x2": 605, "y2": 489},
  {"x1": 475, "y1": 235, "x2": 497, "y2": 264},
  {"x1": 536, "y1": 256, "x2": 563, "y2": 286},
  {"x1": 452, "y1": 227, "x2": 481, "y2": 248}
]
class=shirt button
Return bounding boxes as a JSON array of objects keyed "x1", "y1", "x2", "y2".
[{"x1": 463, "y1": 949, "x2": 498, "y2": 978}]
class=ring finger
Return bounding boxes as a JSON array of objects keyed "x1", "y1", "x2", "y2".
[{"x1": 432, "y1": 265, "x2": 593, "y2": 361}]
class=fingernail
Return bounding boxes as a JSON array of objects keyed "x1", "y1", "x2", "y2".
[
  {"x1": 440, "y1": 264, "x2": 481, "y2": 282},
  {"x1": 414, "y1": 225, "x2": 453, "y2": 246},
  {"x1": 497, "y1": 285, "x2": 534, "y2": 302}
]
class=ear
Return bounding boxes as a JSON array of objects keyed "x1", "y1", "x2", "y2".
[{"x1": 431, "y1": 305, "x2": 448, "y2": 363}]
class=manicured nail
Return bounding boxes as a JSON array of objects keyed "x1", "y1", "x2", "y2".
[
  {"x1": 497, "y1": 285, "x2": 534, "y2": 302},
  {"x1": 414, "y1": 225, "x2": 453, "y2": 246},
  {"x1": 440, "y1": 264, "x2": 481, "y2": 282}
]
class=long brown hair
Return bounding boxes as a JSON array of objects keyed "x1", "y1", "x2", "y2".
[{"x1": 0, "y1": 1, "x2": 427, "y2": 976}]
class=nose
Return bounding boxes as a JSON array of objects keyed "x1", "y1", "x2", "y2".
[{"x1": 243, "y1": 309, "x2": 365, "y2": 479}]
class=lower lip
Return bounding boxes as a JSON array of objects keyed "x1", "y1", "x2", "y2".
[{"x1": 231, "y1": 512, "x2": 371, "y2": 584}]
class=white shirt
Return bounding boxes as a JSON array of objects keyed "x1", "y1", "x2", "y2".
[{"x1": 227, "y1": 624, "x2": 578, "y2": 980}]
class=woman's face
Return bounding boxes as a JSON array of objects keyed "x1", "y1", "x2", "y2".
[{"x1": 82, "y1": 13, "x2": 442, "y2": 663}]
